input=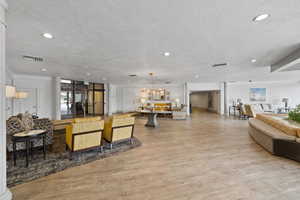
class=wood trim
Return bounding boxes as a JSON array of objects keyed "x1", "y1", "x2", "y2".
[
  {"x1": 70, "y1": 129, "x2": 103, "y2": 152},
  {"x1": 107, "y1": 124, "x2": 135, "y2": 144}
]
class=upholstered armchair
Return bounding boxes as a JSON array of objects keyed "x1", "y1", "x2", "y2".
[
  {"x1": 103, "y1": 115, "x2": 135, "y2": 149},
  {"x1": 238, "y1": 105, "x2": 248, "y2": 119},
  {"x1": 244, "y1": 104, "x2": 254, "y2": 118},
  {"x1": 66, "y1": 117, "x2": 104, "y2": 152},
  {"x1": 6, "y1": 115, "x2": 53, "y2": 152}
]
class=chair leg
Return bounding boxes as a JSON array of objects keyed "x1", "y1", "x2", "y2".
[
  {"x1": 99, "y1": 146, "x2": 104, "y2": 153},
  {"x1": 69, "y1": 151, "x2": 74, "y2": 160}
]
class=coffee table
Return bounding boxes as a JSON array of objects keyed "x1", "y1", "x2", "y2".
[{"x1": 12, "y1": 129, "x2": 47, "y2": 167}]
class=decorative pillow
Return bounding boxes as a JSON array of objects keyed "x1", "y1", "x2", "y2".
[
  {"x1": 6, "y1": 116, "x2": 25, "y2": 135},
  {"x1": 20, "y1": 112, "x2": 34, "y2": 131}
]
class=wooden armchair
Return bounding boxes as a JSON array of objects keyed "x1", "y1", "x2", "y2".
[
  {"x1": 66, "y1": 117, "x2": 104, "y2": 153},
  {"x1": 103, "y1": 115, "x2": 135, "y2": 149}
]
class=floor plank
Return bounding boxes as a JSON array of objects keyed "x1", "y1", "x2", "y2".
[{"x1": 10, "y1": 111, "x2": 300, "y2": 200}]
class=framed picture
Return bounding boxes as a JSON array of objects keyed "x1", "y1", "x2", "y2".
[{"x1": 250, "y1": 88, "x2": 266, "y2": 102}]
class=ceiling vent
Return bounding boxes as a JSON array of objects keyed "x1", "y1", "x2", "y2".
[
  {"x1": 23, "y1": 55, "x2": 44, "y2": 62},
  {"x1": 128, "y1": 74, "x2": 137, "y2": 77},
  {"x1": 212, "y1": 63, "x2": 227, "y2": 68}
]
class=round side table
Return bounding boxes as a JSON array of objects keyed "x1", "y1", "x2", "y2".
[{"x1": 12, "y1": 129, "x2": 47, "y2": 167}]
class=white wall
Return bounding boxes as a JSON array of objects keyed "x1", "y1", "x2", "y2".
[
  {"x1": 227, "y1": 81, "x2": 300, "y2": 108},
  {"x1": 13, "y1": 74, "x2": 54, "y2": 119},
  {"x1": 190, "y1": 92, "x2": 209, "y2": 108},
  {"x1": 110, "y1": 84, "x2": 185, "y2": 114},
  {"x1": 209, "y1": 91, "x2": 221, "y2": 113}
]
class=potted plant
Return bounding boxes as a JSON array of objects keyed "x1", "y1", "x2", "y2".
[{"x1": 288, "y1": 105, "x2": 300, "y2": 123}]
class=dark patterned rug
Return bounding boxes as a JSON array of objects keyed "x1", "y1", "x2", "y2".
[{"x1": 7, "y1": 134, "x2": 141, "y2": 187}]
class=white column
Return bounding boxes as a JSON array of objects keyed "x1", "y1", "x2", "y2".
[
  {"x1": 53, "y1": 77, "x2": 61, "y2": 120},
  {"x1": 0, "y1": 0, "x2": 12, "y2": 199},
  {"x1": 219, "y1": 82, "x2": 227, "y2": 116},
  {"x1": 224, "y1": 82, "x2": 228, "y2": 115},
  {"x1": 184, "y1": 83, "x2": 190, "y2": 116}
]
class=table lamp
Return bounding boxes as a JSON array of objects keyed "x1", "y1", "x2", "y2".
[{"x1": 15, "y1": 92, "x2": 28, "y2": 99}]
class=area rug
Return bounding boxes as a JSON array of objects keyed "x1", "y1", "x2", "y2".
[{"x1": 7, "y1": 137, "x2": 141, "y2": 187}]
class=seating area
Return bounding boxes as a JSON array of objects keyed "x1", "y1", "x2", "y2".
[
  {"x1": 249, "y1": 113, "x2": 300, "y2": 162},
  {"x1": 3, "y1": 1, "x2": 300, "y2": 200},
  {"x1": 5, "y1": 112, "x2": 139, "y2": 186}
]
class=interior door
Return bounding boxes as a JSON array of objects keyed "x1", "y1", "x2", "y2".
[
  {"x1": 14, "y1": 88, "x2": 38, "y2": 115},
  {"x1": 94, "y1": 91, "x2": 104, "y2": 115}
]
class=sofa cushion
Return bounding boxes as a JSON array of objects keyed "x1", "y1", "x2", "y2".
[
  {"x1": 256, "y1": 114, "x2": 300, "y2": 137},
  {"x1": 249, "y1": 118, "x2": 296, "y2": 141}
]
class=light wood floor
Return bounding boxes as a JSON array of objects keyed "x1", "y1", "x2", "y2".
[{"x1": 11, "y1": 112, "x2": 300, "y2": 200}]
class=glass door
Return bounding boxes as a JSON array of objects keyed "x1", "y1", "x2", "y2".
[
  {"x1": 60, "y1": 80, "x2": 104, "y2": 118},
  {"x1": 87, "y1": 90, "x2": 94, "y2": 115}
]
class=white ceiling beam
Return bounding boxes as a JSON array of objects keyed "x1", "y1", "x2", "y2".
[{"x1": 271, "y1": 48, "x2": 300, "y2": 72}]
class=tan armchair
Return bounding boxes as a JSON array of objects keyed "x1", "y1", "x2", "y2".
[
  {"x1": 244, "y1": 104, "x2": 255, "y2": 118},
  {"x1": 66, "y1": 117, "x2": 104, "y2": 153},
  {"x1": 104, "y1": 114, "x2": 135, "y2": 149}
]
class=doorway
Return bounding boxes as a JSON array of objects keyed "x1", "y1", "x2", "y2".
[
  {"x1": 60, "y1": 80, "x2": 105, "y2": 119},
  {"x1": 190, "y1": 90, "x2": 221, "y2": 114}
]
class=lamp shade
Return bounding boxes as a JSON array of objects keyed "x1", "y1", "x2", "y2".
[
  {"x1": 5, "y1": 85, "x2": 16, "y2": 98},
  {"x1": 140, "y1": 98, "x2": 146, "y2": 104},
  {"x1": 15, "y1": 92, "x2": 28, "y2": 99}
]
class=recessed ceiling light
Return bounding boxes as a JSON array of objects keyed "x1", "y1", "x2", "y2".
[
  {"x1": 102, "y1": 77, "x2": 107, "y2": 81},
  {"x1": 41, "y1": 68, "x2": 47, "y2": 72},
  {"x1": 86, "y1": 72, "x2": 91, "y2": 76},
  {"x1": 195, "y1": 75, "x2": 199, "y2": 79},
  {"x1": 61, "y1": 79, "x2": 71, "y2": 84},
  {"x1": 163, "y1": 52, "x2": 171, "y2": 57},
  {"x1": 253, "y1": 14, "x2": 270, "y2": 22},
  {"x1": 251, "y1": 59, "x2": 257, "y2": 63},
  {"x1": 42, "y1": 33, "x2": 54, "y2": 39}
]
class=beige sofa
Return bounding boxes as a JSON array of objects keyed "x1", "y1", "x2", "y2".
[{"x1": 249, "y1": 113, "x2": 300, "y2": 161}]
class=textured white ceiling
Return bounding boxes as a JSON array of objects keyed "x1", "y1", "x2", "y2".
[{"x1": 6, "y1": 0, "x2": 300, "y2": 84}]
